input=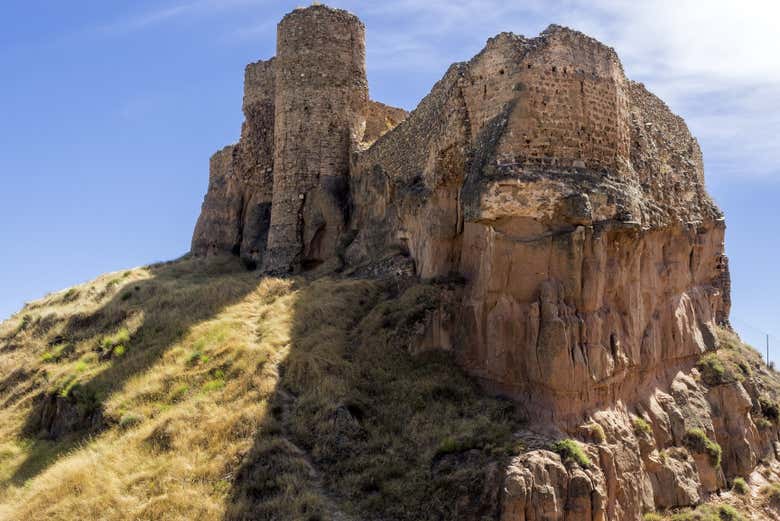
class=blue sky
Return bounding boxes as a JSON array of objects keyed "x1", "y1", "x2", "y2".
[{"x1": 1, "y1": 0, "x2": 778, "y2": 356}]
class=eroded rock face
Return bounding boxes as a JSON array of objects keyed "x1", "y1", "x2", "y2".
[
  {"x1": 347, "y1": 25, "x2": 729, "y2": 424},
  {"x1": 189, "y1": 7, "x2": 765, "y2": 520},
  {"x1": 191, "y1": 59, "x2": 275, "y2": 269}
]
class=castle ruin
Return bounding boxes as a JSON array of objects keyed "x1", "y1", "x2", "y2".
[{"x1": 192, "y1": 7, "x2": 737, "y2": 518}]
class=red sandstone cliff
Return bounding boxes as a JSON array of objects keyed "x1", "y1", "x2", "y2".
[{"x1": 190, "y1": 6, "x2": 778, "y2": 520}]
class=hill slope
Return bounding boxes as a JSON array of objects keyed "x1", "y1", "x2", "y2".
[
  {"x1": 2, "y1": 258, "x2": 780, "y2": 520},
  {"x1": 0, "y1": 256, "x2": 526, "y2": 520}
]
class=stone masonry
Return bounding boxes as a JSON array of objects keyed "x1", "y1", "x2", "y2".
[{"x1": 264, "y1": 6, "x2": 369, "y2": 272}]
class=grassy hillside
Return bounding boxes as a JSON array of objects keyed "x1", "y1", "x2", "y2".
[{"x1": 0, "y1": 256, "x2": 521, "y2": 520}]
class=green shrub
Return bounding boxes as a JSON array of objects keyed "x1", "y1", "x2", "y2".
[
  {"x1": 717, "y1": 505, "x2": 740, "y2": 521},
  {"x1": 40, "y1": 342, "x2": 75, "y2": 363},
  {"x1": 643, "y1": 513, "x2": 663, "y2": 521},
  {"x1": 732, "y1": 477, "x2": 748, "y2": 494},
  {"x1": 582, "y1": 422, "x2": 606, "y2": 443},
  {"x1": 698, "y1": 353, "x2": 730, "y2": 385},
  {"x1": 100, "y1": 328, "x2": 131, "y2": 358},
  {"x1": 756, "y1": 417, "x2": 773, "y2": 430},
  {"x1": 633, "y1": 417, "x2": 653, "y2": 436},
  {"x1": 550, "y1": 439, "x2": 591, "y2": 468},
  {"x1": 119, "y1": 412, "x2": 143, "y2": 429},
  {"x1": 202, "y1": 378, "x2": 225, "y2": 393},
  {"x1": 683, "y1": 428, "x2": 722, "y2": 467}
]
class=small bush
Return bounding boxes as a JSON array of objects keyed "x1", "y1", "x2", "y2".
[
  {"x1": 187, "y1": 350, "x2": 209, "y2": 366},
  {"x1": 633, "y1": 417, "x2": 653, "y2": 436},
  {"x1": 582, "y1": 422, "x2": 606, "y2": 443},
  {"x1": 756, "y1": 417, "x2": 773, "y2": 430},
  {"x1": 732, "y1": 477, "x2": 749, "y2": 494},
  {"x1": 202, "y1": 378, "x2": 225, "y2": 393},
  {"x1": 99, "y1": 328, "x2": 131, "y2": 358},
  {"x1": 683, "y1": 428, "x2": 722, "y2": 467},
  {"x1": 717, "y1": 505, "x2": 740, "y2": 521},
  {"x1": 698, "y1": 353, "x2": 731, "y2": 385},
  {"x1": 119, "y1": 412, "x2": 143, "y2": 429},
  {"x1": 643, "y1": 514, "x2": 663, "y2": 521},
  {"x1": 40, "y1": 343, "x2": 75, "y2": 363},
  {"x1": 550, "y1": 439, "x2": 591, "y2": 468}
]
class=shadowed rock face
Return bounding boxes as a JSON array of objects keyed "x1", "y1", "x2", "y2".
[{"x1": 191, "y1": 6, "x2": 747, "y2": 520}]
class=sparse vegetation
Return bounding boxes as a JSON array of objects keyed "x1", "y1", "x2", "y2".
[
  {"x1": 732, "y1": 477, "x2": 748, "y2": 494},
  {"x1": 683, "y1": 428, "x2": 722, "y2": 468},
  {"x1": 40, "y1": 342, "x2": 75, "y2": 363},
  {"x1": 662, "y1": 504, "x2": 741, "y2": 521},
  {"x1": 582, "y1": 422, "x2": 606, "y2": 443},
  {"x1": 761, "y1": 483, "x2": 780, "y2": 509},
  {"x1": 698, "y1": 352, "x2": 737, "y2": 386},
  {"x1": 550, "y1": 439, "x2": 592, "y2": 468},
  {"x1": 634, "y1": 417, "x2": 653, "y2": 436},
  {"x1": 118, "y1": 412, "x2": 143, "y2": 429},
  {"x1": 0, "y1": 257, "x2": 522, "y2": 520}
]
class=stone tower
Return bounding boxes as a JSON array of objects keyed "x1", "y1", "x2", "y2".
[{"x1": 263, "y1": 6, "x2": 368, "y2": 273}]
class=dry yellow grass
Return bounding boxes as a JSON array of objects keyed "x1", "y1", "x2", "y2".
[{"x1": 0, "y1": 256, "x2": 520, "y2": 520}]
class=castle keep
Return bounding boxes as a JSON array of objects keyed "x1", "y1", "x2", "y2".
[
  {"x1": 193, "y1": 5, "x2": 375, "y2": 272},
  {"x1": 193, "y1": 7, "x2": 741, "y2": 519}
]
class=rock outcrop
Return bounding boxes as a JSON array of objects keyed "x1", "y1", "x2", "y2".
[{"x1": 190, "y1": 6, "x2": 773, "y2": 520}]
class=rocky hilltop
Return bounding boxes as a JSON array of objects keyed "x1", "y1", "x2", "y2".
[
  {"x1": 1, "y1": 5, "x2": 777, "y2": 521},
  {"x1": 190, "y1": 5, "x2": 780, "y2": 520}
]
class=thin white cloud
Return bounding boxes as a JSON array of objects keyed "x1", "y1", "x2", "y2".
[{"x1": 99, "y1": 0, "x2": 267, "y2": 35}]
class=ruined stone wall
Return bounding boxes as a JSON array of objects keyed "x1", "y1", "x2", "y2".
[
  {"x1": 264, "y1": 6, "x2": 368, "y2": 272},
  {"x1": 460, "y1": 26, "x2": 630, "y2": 175},
  {"x1": 347, "y1": 64, "x2": 471, "y2": 278},
  {"x1": 191, "y1": 59, "x2": 276, "y2": 267}
]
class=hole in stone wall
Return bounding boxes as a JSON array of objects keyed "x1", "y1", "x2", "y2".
[
  {"x1": 552, "y1": 66, "x2": 557, "y2": 72},
  {"x1": 499, "y1": 69, "x2": 505, "y2": 75}
]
